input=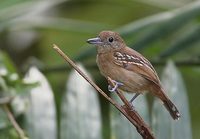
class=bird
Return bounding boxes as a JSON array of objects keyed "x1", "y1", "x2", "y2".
[{"x1": 87, "y1": 31, "x2": 180, "y2": 120}]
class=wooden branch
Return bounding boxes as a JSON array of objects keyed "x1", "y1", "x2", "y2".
[
  {"x1": 3, "y1": 104, "x2": 28, "y2": 139},
  {"x1": 53, "y1": 44, "x2": 155, "y2": 139}
]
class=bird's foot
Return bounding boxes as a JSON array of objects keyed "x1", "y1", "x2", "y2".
[
  {"x1": 129, "y1": 93, "x2": 140, "y2": 104},
  {"x1": 108, "y1": 80, "x2": 123, "y2": 93}
]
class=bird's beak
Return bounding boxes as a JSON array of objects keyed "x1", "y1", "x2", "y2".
[{"x1": 87, "y1": 37, "x2": 103, "y2": 45}]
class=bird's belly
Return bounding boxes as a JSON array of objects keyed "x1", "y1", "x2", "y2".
[
  {"x1": 116, "y1": 69, "x2": 148, "y2": 93},
  {"x1": 97, "y1": 56, "x2": 148, "y2": 93}
]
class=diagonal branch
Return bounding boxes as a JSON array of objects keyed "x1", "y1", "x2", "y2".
[
  {"x1": 3, "y1": 104, "x2": 28, "y2": 139},
  {"x1": 53, "y1": 44, "x2": 155, "y2": 139}
]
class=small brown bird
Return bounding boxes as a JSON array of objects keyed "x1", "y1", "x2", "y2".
[{"x1": 87, "y1": 31, "x2": 180, "y2": 120}]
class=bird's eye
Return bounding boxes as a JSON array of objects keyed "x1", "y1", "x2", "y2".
[{"x1": 108, "y1": 37, "x2": 114, "y2": 43}]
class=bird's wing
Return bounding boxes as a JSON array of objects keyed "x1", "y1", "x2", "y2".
[{"x1": 113, "y1": 47, "x2": 160, "y2": 85}]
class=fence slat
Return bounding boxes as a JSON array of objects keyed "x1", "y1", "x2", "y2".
[
  {"x1": 152, "y1": 61, "x2": 192, "y2": 139},
  {"x1": 24, "y1": 67, "x2": 56, "y2": 139},
  {"x1": 60, "y1": 64, "x2": 102, "y2": 139}
]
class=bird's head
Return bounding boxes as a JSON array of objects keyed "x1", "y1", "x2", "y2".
[{"x1": 87, "y1": 31, "x2": 125, "y2": 53}]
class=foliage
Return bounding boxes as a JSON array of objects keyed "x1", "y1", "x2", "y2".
[
  {"x1": 76, "y1": 1, "x2": 200, "y2": 61},
  {"x1": 0, "y1": 0, "x2": 199, "y2": 139},
  {"x1": 0, "y1": 51, "x2": 37, "y2": 98},
  {"x1": 0, "y1": 51, "x2": 37, "y2": 139}
]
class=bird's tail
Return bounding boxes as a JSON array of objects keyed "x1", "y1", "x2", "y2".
[
  {"x1": 159, "y1": 89, "x2": 180, "y2": 120},
  {"x1": 163, "y1": 97, "x2": 180, "y2": 120}
]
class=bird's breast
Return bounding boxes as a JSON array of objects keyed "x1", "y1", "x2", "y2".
[{"x1": 96, "y1": 53, "x2": 116, "y2": 78}]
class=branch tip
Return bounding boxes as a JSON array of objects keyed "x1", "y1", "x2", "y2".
[{"x1": 53, "y1": 44, "x2": 58, "y2": 49}]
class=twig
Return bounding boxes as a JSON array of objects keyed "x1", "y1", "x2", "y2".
[
  {"x1": 0, "y1": 97, "x2": 13, "y2": 105},
  {"x1": 53, "y1": 44, "x2": 155, "y2": 139},
  {"x1": 2, "y1": 104, "x2": 28, "y2": 139}
]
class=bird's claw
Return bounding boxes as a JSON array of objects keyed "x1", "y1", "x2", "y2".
[
  {"x1": 108, "y1": 80, "x2": 123, "y2": 93},
  {"x1": 108, "y1": 85, "x2": 118, "y2": 92}
]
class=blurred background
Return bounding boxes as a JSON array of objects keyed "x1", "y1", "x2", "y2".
[{"x1": 0, "y1": 0, "x2": 200, "y2": 139}]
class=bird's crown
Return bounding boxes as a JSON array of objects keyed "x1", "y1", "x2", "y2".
[
  {"x1": 87, "y1": 31, "x2": 125, "y2": 53},
  {"x1": 98, "y1": 31, "x2": 124, "y2": 44}
]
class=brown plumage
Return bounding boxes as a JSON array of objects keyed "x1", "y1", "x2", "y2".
[{"x1": 87, "y1": 31, "x2": 180, "y2": 120}]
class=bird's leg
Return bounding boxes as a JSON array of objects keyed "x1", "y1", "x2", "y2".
[
  {"x1": 129, "y1": 93, "x2": 140, "y2": 104},
  {"x1": 108, "y1": 80, "x2": 123, "y2": 93}
]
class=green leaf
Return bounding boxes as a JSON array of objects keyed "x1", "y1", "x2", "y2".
[
  {"x1": 75, "y1": 1, "x2": 200, "y2": 61},
  {"x1": 0, "y1": 51, "x2": 16, "y2": 73},
  {"x1": 134, "y1": 0, "x2": 187, "y2": 9},
  {"x1": 119, "y1": 1, "x2": 200, "y2": 36},
  {"x1": 13, "y1": 17, "x2": 108, "y2": 33},
  {"x1": 0, "y1": 0, "x2": 64, "y2": 20},
  {"x1": 0, "y1": 76, "x2": 8, "y2": 93},
  {"x1": 0, "y1": 0, "x2": 27, "y2": 10},
  {"x1": 152, "y1": 61, "x2": 192, "y2": 139},
  {"x1": 60, "y1": 64, "x2": 102, "y2": 139},
  {"x1": 24, "y1": 67, "x2": 57, "y2": 139},
  {"x1": 117, "y1": 12, "x2": 168, "y2": 37},
  {"x1": 0, "y1": 51, "x2": 38, "y2": 96},
  {"x1": 119, "y1": 1, "x2": 200, "y2": 50},
  {"x1": 110, "y1": 93, "x2": 149, "y2": 139},
  {"x1": 0, "y1": 0, "x2": 107, "y2": 33},
  {"x1": 159, "y1": 25, "x2": 200, "y2": 58}
]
